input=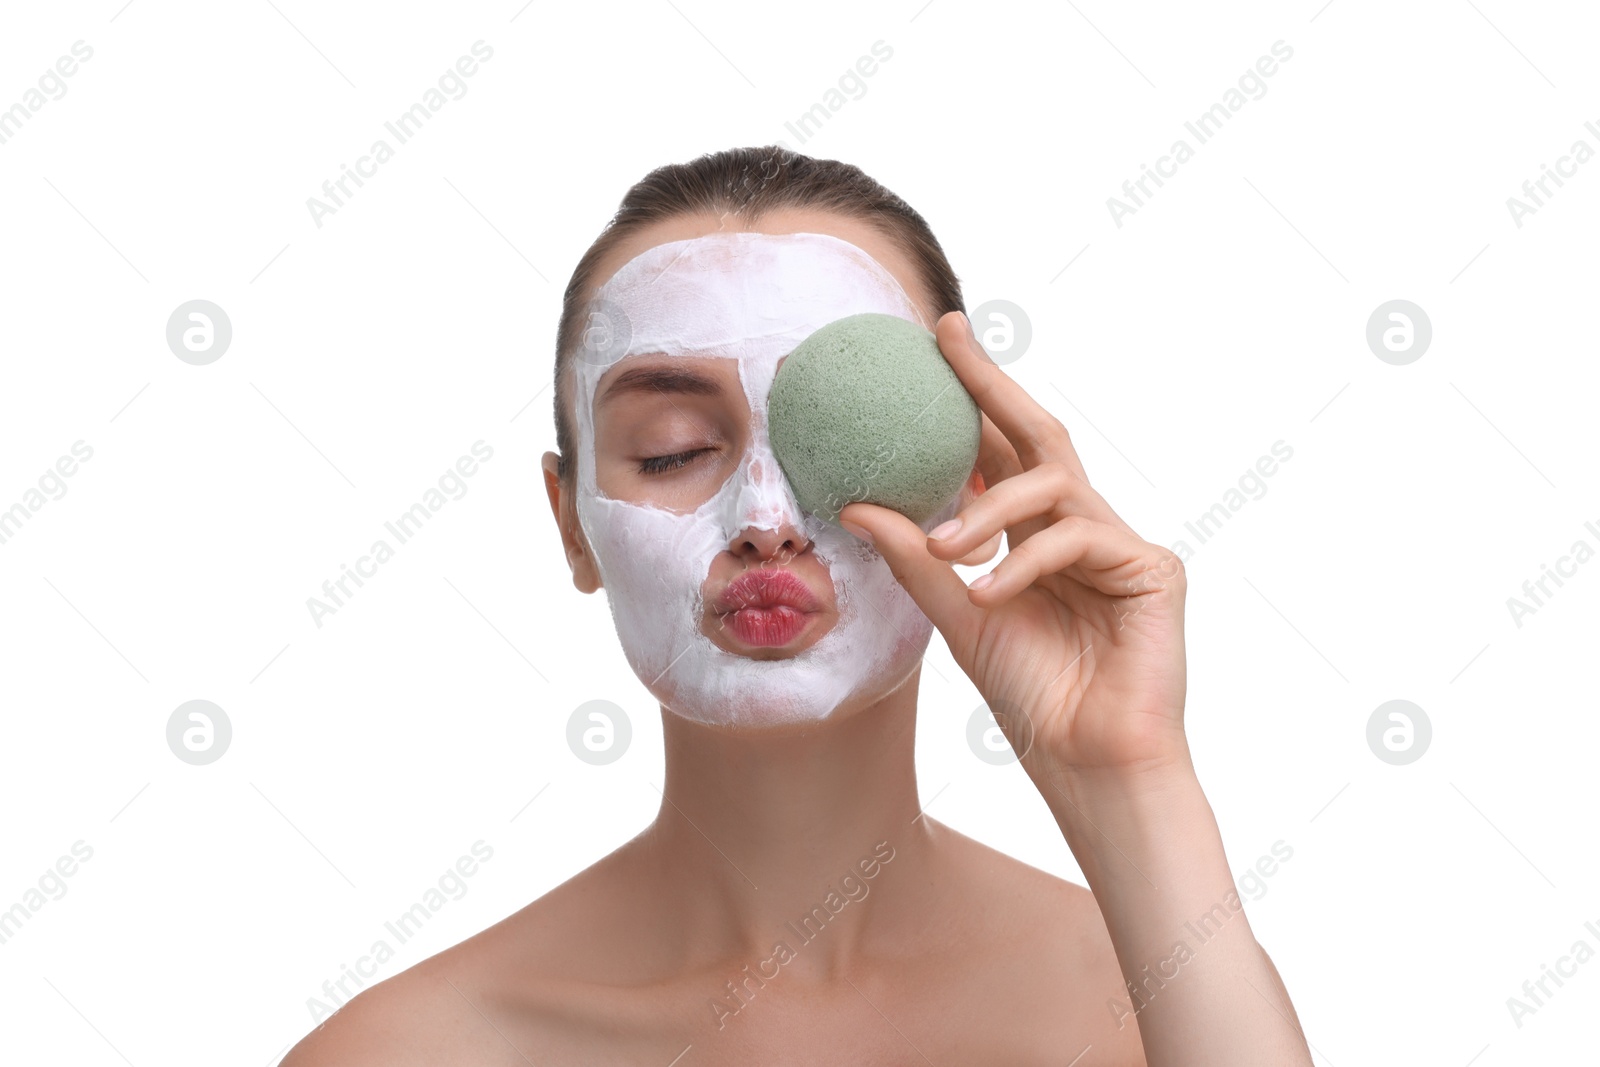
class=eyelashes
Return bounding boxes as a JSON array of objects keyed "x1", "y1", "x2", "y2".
[{"x1": 637, "y1": 448, "x2": 713, "y2": 476}]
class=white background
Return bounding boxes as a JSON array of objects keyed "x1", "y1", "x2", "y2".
[{"x1": 1, "y1": 1, "x2": 1596, "y2": 1063}]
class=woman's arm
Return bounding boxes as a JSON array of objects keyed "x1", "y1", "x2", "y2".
[
  {"x1": 839, "y1": 310, "x2": 1313, "y2": 1065},
  {"x1": 1048, "y1": 758, "x2": 1309, "y2": 1061}
]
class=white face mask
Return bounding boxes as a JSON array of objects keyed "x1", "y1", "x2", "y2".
[{"x1": 569, "y1": 230, "x2": 960, "y2": 728}]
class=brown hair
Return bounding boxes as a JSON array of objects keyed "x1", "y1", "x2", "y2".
[{"x1": 551, "y1": 145, "x2": 965, "y2": 482}]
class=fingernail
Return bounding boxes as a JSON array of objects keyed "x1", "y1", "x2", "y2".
[
  {"x1": 928, "y1": 518, "x2": 962, "y2": 541},
  {"x1": 968, "y1": 573, "x2": 995, "y2": 591},
  {"x1": 839, "y1": 519, "x2": 873, "y2": 543},
  {"x1": 962, "y1": 312, "x2": 995, "y2": 364}
]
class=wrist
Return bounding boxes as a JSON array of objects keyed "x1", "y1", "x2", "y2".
[
  {"x1": 1029, "y1": 739, "x2": 1198, "y2": 818},
  {"x1": 1036, "y1": 753, "x2": 1219, "y2": 885}
]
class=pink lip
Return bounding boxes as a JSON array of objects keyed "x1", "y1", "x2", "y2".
[
  {"x1": 713, "y1": 569, "x2": 821, "y2": 614},
  {"x1": 712, "y1": 570, "x2": 823, "y2": 648},
  {"x1": 723, "y1": 605, "x2": 813, "y2": 647}
]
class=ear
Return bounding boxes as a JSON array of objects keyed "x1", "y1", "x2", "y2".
[
  {"x1": 541, "y1": 451, "x2": 603, "y2": 594},
  {"x1": 950, "y1": 465, "x2": 1002, "y2": 567}
]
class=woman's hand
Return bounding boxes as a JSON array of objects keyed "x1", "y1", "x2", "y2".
[
  {"x1": 838, "y1": 311, "x2": 1190, "y2": 791},
  {"x1": 842, "y1": 314, "x2": 1315, "y2": 1065}
]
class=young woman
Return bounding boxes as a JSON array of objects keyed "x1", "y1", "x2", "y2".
[{"x1": 285, "y1": 146, "x2": 1313, "y2": 1066}]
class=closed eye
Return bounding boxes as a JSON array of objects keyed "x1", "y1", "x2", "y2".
[{"x1": 637, "y1": 448, "x2": 713, "y2": 476}]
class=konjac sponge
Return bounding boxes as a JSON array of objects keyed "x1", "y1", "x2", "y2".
[{"x1": 767, "y1": 312, "x2": 981, "y2": 526}]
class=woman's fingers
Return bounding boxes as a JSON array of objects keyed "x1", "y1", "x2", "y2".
[
  {"x1": 962, "y1": 348, "x2": 1139, "y2": 535},
  {"x1": 952, "y1": 528, "x2": 1004, "y2": 566},
  {"x1": 966, "y1": 514, "x2": 1182, "y2": 606},
  {"x1": 946, "y1": 466, "x2": 1004, "y2": 565},
  {"x1": 928, "y1": 461, "x2": 1132, "y2": 562},
  {"x1": 936, "y1": 311, "x2": 1089, "y2": 481},
  {"x1": 975, "y1": 409, "x2": 1025, "y2": 494},
  {"x1": 838, "y1": 500, "x2": 987, "y2": 655},
  {"x1": 939, "y1": 312, "x2": 1143, "y2": 534}
]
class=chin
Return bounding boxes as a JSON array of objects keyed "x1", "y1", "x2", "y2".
[{"x1": 635, "y1": 609, "x2": 934, "y2": 730}]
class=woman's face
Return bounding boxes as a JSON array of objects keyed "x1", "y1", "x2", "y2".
[{"x1": 556, "y1": 210, "x2": 966, "y2": 729}]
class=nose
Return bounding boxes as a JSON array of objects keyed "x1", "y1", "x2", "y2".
[
  {"x1": 729, "y1": 519, "x2": 813, "y2": 566},
  {"x1": 725, "y1": 430, "x2": 812, "y2": 563}
]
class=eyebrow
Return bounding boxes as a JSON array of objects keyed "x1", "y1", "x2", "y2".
[{"x1": 597, "y1": 362, "x2": 725, "y2": 407}]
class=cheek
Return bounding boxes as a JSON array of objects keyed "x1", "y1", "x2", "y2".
[{"x1": 579, "y1": 493, "x2": 717, "y2": 603}]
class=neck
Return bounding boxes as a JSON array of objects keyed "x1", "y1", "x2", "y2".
[{"x1": 638, "y1": 664, "x2": 934, "y2": 976}]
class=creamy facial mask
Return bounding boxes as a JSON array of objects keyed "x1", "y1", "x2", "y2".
[{"x1": 570, "y1": 231, "x2": 960, "y2": 728}]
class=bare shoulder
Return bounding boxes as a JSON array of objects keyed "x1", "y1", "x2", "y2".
[
  {"x1": 282, "y1": 942, "x2": 626, "y2": 1067},
  {"x1": 923, "y1": 819, "x2": 1147, "y2": 1065},
  {"x1": 280, "y1": 839, "x2": 664, "y2": 1067},
  {"x1": 926, "y1": 816, "x2": 1112, "y2": 943},
  {"x1": 280, "y1": 964, "x2": 489, "y2": 1067}
]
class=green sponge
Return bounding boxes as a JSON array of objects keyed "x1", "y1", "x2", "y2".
[{"x1": 767, "y1": 312, "x2": 981, "y2": 526}]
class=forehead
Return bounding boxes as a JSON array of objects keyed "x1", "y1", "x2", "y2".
[
  {"x1": 592, "y1": 230, "x2": 924, "y2": 369},
  {"x1": 586, "y1": 209, "x2": 929, "y2": 314}
]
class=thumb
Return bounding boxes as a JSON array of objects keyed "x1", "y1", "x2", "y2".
[{"x1": 837, "y1": 500, "x2": 986, "y2": 651}]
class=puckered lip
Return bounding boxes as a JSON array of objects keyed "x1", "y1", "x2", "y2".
[{"x1": 712, "y1": 568, "x2": 823, "y2": 615}]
